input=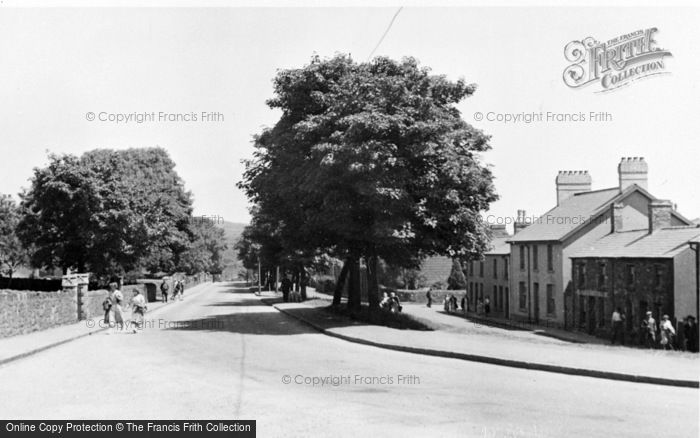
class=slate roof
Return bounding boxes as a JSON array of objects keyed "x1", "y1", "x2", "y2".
[
  {"x1": 486, "y1": 236, "x2": 511, "y2": 255},
  {"x1": 419, "y1": 256, "x2": 453, "y2": 285},
  {"x1": 508, "y1": 184, "x2": 693, "y2": 244},
  {"x1": 570, "y1": 226, "x2": 700, "y2": 259},
  {"x1": 507, "y1": 188, "x2": 620, "y2": 243}
]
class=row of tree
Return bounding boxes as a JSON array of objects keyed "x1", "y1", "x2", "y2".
[
  {"x1": 237, "y1": 54, "x2": 497, "y2": 312},
  {"x1": 0, "y1": 147, "x2": 227, "y2": 283}
]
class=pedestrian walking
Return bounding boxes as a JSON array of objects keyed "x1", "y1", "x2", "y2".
[
  {"x1": 611, "y1": 307, "x2": 625, "y2": 345},
  {"x1": 131, "y1": 289, "x2": 147, "y2": 333},
  {"x1": 160, "y1": 279, "x2": 169, "y2": 303},
  {"x1": 484, "y1": 297, "x2": 491, "y2": 315},
  {"x1": 173, "y1": 279, "x2": 183, "y2": 301},
  {"x1": 659, "y1": 315, "x2": 676, "y2": 350},
  {"x1": 426, "y1": 288, "x2": 433, "y2": 308},
  {"x1": 642, "y1": 311, "x2": 656, "y2": 349},
  {"x1": 177, "y1": 280, "x2": 185, "y2": 299},
  {"x1": 683, "y1": 316, "x2": 698, "y2": 352},
  {"x1": 109, "y1": 282, "x2": 125, "y2": 333},
  {"x1": 280, "y1": 275, "x2": 292, "y2": 302},
  {"x1": 102, "y1": 293, "x2": 113, "y2": 327},
  {"x1": 477, "y1": 299, "x2": 484, "y2": 315},
  {"x1": 389, "y1": 292, "x2": 402, "y2": 313}
]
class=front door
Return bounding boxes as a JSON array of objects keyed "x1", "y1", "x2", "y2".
[{"x1": 588, "y1": 296, "x2": 596, "y2": 334}]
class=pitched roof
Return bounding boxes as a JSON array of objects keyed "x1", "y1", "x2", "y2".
[
  {"x1": 571, "y1": 226, "x2": 700, "y2": 259},
  {"x1": 507, "y1": 184, "x2": 693, "y2": 244},
  {"x1": 507, "y1": 188, "x2": 620, "y2": 243},
  {"x1": 486, "y1": 236, "x2": 511, "y2": 255},
  {"x1": 419, "y1": 256, "x2": 453, "y2": 285}
]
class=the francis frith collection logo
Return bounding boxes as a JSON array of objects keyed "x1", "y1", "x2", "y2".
[{"x1": 563, "y1": 28, "x2": 672, "y2": 92}]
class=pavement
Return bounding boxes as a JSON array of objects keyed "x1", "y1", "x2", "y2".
[
  {"x1": 0, "y1": 283, "x2": 207, "y2": 367},
  {"x1": 264, "y1": 289, "x2": 699, "y2": 388},
  {"x1": 0, "y1": 281, "x2": 697, "y2": 438}
]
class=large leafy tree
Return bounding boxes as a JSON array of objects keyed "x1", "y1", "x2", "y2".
[
  {"x1": 178, "y1": 218, "x2": 228, "y2": 276},
  {"x1": 18, "y1": 148, "x2": 194, "y2": 278},
  {"x1": 239, "y1": 55, "x2": 497, "y2": 311},
  {"x1": 0, "y1": 195, "x2": 29, "y2": 278}
]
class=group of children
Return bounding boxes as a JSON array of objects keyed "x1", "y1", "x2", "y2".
[
  {"x1": 101, "y1": 282, "x2": 147, "y2": 334},
  {"x1": 101, "y1": 278, "x2": 185, "y2": 334}
]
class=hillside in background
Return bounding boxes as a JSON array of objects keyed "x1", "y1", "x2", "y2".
[{"x1": 216, "y1": 221, "x2": 247, "y2": 280}]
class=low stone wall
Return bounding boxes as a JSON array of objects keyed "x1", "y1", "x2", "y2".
[
  {"x1": 137, "y1": 275, "x2": 207, "y2": 303},
  {"x1": 83, "y1": 284, "x2": 147, "y2": 320},
  {"x1": 0, "y1": 289, "x2": 76, "y2": 338},
  {"x1": 394, "y1": 289, "x2": 466, "y2": 304}
]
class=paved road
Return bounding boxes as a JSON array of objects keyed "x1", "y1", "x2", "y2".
[{"x1": 0, "y1": 282, "x2": 696, "y2": 438}]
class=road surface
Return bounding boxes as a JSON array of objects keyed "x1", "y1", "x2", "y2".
[{"x1": 0, "y1": 282, "x2": 696, "y2": 437}]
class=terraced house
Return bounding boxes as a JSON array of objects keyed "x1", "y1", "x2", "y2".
[
  {"x1": 570, "y1": 201, "x2": 700, "y2": 341},
  {"x1": 507, "y1": 157, "x2": 694, "y2": 328},
  {"x1": 465, "y1": 224, "x2": 511, "y2": 317}
]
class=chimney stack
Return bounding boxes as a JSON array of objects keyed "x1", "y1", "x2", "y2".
[
  {"x1": 648, "y1": 200, "x2": 673, "y2": 233},
  {"x1": 618, "y1": 157, "x2": 648, "y2": 191},
  {"x1": 610, "y1": 202, "x2": 624, "y2": 233},
  {"x1": 489, "y1": 224, "x2": 509, "y2": 238},
  {"x1": 555, "y1": 171, "x2": 592, "y2": 206},
  {"x1": 514, "y1": 210, "x2": 529, "y2": 235}
]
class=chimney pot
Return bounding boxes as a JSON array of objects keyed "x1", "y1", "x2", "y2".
[
  {"x1": 555, "y1": 169, "x2": 592, "y2": 206},
  {"x1": 618, "y1": 156, "x2": 648, "y2": 192},
  {"x1": 514, "y1": 210, "x2": 529, "y2": 235}
]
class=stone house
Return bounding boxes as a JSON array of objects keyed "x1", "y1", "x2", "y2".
[
  {"x1": 569, "y1": 201, "x2": 700, "y2": 341},
  {"x1": 507, "y1": 158, "x2": 694, "y2": 328},
  {"x1": 465, "y1": 225, "x2": 511, "y2": 316}
]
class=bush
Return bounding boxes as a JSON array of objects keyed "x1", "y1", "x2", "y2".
[
  {"x1": 309, "y1": 275, "x2": 336, "y2": 293},
  {"x1": 447, "y1": 259, "x2": 467, "y2": 290}
]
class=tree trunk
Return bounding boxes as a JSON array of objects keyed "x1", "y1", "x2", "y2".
[
  {"x1": 347, "y1": 257, "x2": 362, "y2": 314},
  {"x1": 367, "y1": 254, "x2": 380, "y2": 311},
  {"x1": 333, "y1": 259, "x2": 350, "y2": 306},
  {"x1": 300, "y1": 263, "x2": 307, "y2": 301}
]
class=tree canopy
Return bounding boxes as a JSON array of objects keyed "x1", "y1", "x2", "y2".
[
  {"x1": 0, "y1": 195, "x2": 29, "y2": 277},
  {"x1": 239, "y1": 54, "x2": 497, "y2": 309},
  {"x1": 17, "y1": 147, "x2": 224, "y2": 280}
]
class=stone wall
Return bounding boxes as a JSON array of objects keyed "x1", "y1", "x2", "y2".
[
  {"x1": 82, "y1": 284, "x2": 148, "y2": 320},
  {"x1": 0, "y1": 289, "x2": 76, "y2": 338},
  {"x1": 0, "y1": 279, "x2": 196, "y2": 339}
]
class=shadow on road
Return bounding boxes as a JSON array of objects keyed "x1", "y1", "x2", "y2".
[{"x1": 163, "y1": 311, "x2": 315, "y2": 335}]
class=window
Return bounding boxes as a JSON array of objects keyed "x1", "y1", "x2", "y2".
[
  {"x1": 597, "y1": 262, "x2": 607, "y2": 290},
  {"x1": 598, "y1": 297, "x2": 606, "y2": 327},
  {"x1": 520, "y1": 246, "x2": 525, "y2": 270},
  {"x1": 546, "y1": 284, "x2": 555, "y2": 315},
  {"x1": 519, "y1": 282, "x2": 527, "y2": 310},
  {"x1": 469, "y1": 261, "x2": 474, "y2": 277},
  {"x1": 655, "y1": 265, "x2": 664, "y2": 288},
  {"x1": 504, "y1": 258, "x2": 509, "y2": 279},
  {"x1": 626, "y1": 264, "x2": 636, "y2": 286},
  {"x1": 493, "y1": 259, "x2": 498, "y2": 279},
  {"x1": 547, "y1": 245, "x2": 554, "y2": 271},
  {"x1": 479, "y1": 261, "x2": 484, "y2": 277},
  {"x1": 577, "y1": 263, "x2": 586, "y2": 288},
  {"x1": 493, "y1": 285, "x2": 498, "y2": 308},
  {"x1": 532, "y1": 245, "x2": 539, "y2": 270},
  {"x1": 479, "y1": 283, "x2": 484, "y2": 301},
  {"x1": 498, "y1": 286, "x2": 504, "y2": 310}
]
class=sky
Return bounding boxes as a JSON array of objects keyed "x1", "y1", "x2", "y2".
[{"x1": 1, "y1": 5, "x2": 699, "y2": 227}]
